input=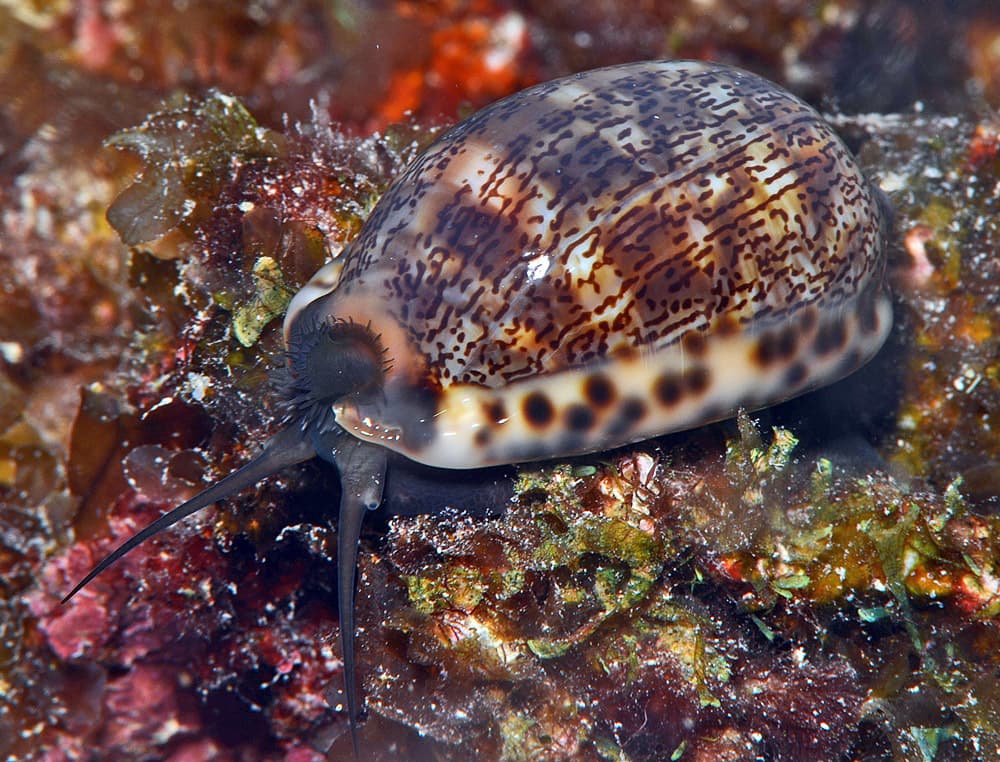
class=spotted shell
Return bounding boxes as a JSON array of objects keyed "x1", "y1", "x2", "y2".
[{"x1": 286, "y1": 59, "x2": 891, "y2": 469}]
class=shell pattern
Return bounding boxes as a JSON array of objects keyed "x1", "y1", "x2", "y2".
[{"x1": 287, "y1": 59, "x2": 892, "y2": 469}]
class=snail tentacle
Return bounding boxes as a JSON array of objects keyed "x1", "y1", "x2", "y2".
[{"x1": 62, "y1": 425, "x2": 317, "y2": 604}]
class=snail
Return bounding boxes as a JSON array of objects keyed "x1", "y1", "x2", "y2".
[{"x1": 64, "y1": 60, "x2": 893, "y2": 753}]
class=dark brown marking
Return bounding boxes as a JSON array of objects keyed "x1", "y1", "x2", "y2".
[
  {"x1": 605, "y1": 397, "x2": 648, "y2": 439},
  {"x1": 474, "y1": 428, "x2": 491, "y2": 447},
  {"x1": 754, "y1": 333, "x2": 779, "y2": 367},
  {"x1": 859, "y1": 292, "x2": 880, "y2": 334},
  {"x1": 523, "y1": 392, "x2": 555, "y2": 428},
  {"x1": 485, "y1": 400, "x2": 508, "y2": 424},
  {"x1": 777, "y1": 326, "x2": 798, "y2": 360},
  {"x1": 681, "y1": 330, "x2": 708, "y2": 357},
  {"x1": 584, "y1": 373, "x2": 616, "y2": 408},
  {"x1": 753, "y1": 326, "x2": 796, "y2": 367},
  {"x1": 565, "y1": 404, "x2": 596, "y2": 432},
  {"x1": 714, "y1": 314, "x2": 741, "y2": 337},
  {"x1": 684, "y1": 366, "x2": 710, "y2": 395},
  {"x1": 785, "y1": 362, "x2": 808, "y2": 387},
  {"x1": 621, "y1": 397, "x2": 647, "y2": 423},
  {"x1": 655, "y1": 373, "x2": 684, "y2": 406},
  {"x1": 800, "y1": 306, "x2": 818, "y2": 335},
  {"x1": 814, "y1": 320, "x2": 847, "y2": 356}
]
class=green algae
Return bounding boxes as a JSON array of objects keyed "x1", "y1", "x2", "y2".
[
  {"x1": 231, "y1": 256, "x2": 296, "y2": 347},
  {"x1": 402, "y1": 563, "x2": 486, "y2": 615}
]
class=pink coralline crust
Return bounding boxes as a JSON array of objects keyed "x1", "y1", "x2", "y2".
[
  {"x1": 28, "y1": 491, "x2": 225, "y2": 663},
  {"x1": 901, "y1": 225, "x2": 937, "y2": 290},
  {"x1": 165, "y1": 738, "x2": 233, "y2": 762},
  {"x1": 34, "y1": 591, "x2": 110, "y2": 661},
  {"x1": 26, "y1": 488, "x2": 353, "y2": 754},
  {"x1": 28, "y1": 544, "x2": 111, "y2": 660},
  {"x1": 104, "y1": 664, "x2": 201, "y2": 754}
]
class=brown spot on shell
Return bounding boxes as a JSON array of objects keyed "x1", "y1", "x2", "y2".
[
  {"x1": 684, "y1": 366, "x2": 710, "y2": 395},
  {"x1": 785, "y1": 362, "x2": 808, "y2": 387},
  {"x1": 778, "y1": 327, "x2": 798, "y2": 359},
  {"x1": 583, "y1": 374, "x2": 616, "y2": 409},
  {"x1": 607, "y1": 397, "x2": 647, "y2": 437},
  {"x1": 814, "y1": 320, "x2": 847, "y2": 356},
  {"x1": 621, "y1": 398, "x2": 647, "y2": 422},
  {"x1": 799, "y1": 306, "x2": 819, "y2": 336},
  {"x1": 753, "y1": 327, "x2": 798, "y2": 367},
  {"x1": 523, "y1": 392, "x2": 555, "y2": 428},
  {"x1": 484, "y1": 400, "x2": 508, "y2": 424},
  {"x1": 681, "y1": 330, "x2": 708, "y2": 358},
  {"x1": 654, "y1": 373, "x2": 684, "y2": 407},
  {"x1": 565, "y1": 404, "x2": 596, "y2": 432},
  {"x1": 714, "y1": 314, "x2": 742, "y2": 338},
  {"x1": 859, "y1": 291, "x2": 881, "y2": 334}
]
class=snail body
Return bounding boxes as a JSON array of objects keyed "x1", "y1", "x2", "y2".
[{"x1": 66, "y1": 60, "x2": 892, "y2": 752}]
